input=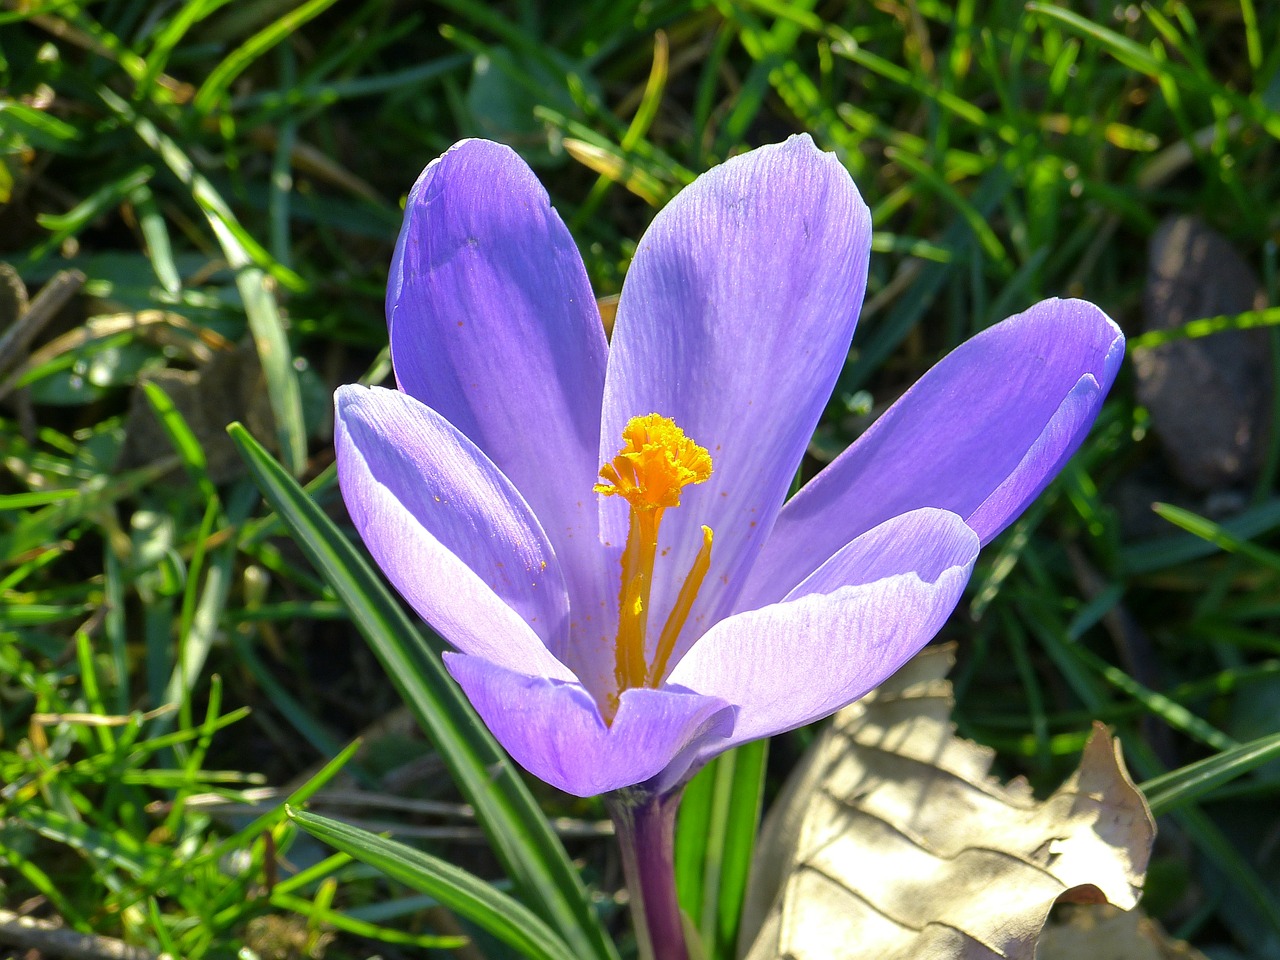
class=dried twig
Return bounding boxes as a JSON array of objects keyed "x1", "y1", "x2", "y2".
[
  {"x1": 0, "y1": 909, "x2": 167, "y2": 960},
  {"x1": 0, "y1": 269, "x2": 84, "y2": 379}
]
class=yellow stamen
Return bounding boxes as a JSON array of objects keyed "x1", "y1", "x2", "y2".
[
  {"x1": 614, "y1": 507, "x2": 660, "y2": 693},
  {"x1": 596, "y1": 414, "x2": 714, "y2": 720},
  {"x1": 648, "y1": 525, "x2": 714, "y2": 687},
  {"x1": 595, "y1": 414, "x2": 712, "y2": 510}
]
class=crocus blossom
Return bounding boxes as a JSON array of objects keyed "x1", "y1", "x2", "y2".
[{"x1": 334, "y1": 135, "x2": 1124, "y2": 801}]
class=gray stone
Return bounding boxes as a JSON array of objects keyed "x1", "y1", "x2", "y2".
[
  {"x1": 1134, "y1": 215, "x2": 1272, "y2": 491},
  {"x1": 118, "y1": 339, "x2": 276, "y2": 485}
]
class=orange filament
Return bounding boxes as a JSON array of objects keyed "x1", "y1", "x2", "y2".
[
  {"x1": 613, "y1": 508, "x2": 660, "y2": 694},
  {"x1": 648, "y1": 524, "x2": 714, "y2": 687},
  {"x1": 596, "y1": 414, "x2": 714, "y2": 721}
]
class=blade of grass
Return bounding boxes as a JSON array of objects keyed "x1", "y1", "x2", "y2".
[
  {"x1": 1152, "y1": 502, "x2": 1280, "y2": 574},
  {"x1": 0, "y1": 842, "x2": 91, "y2": 932},
  {"x1": 235, "y1": 56, "x2": 469, "y2": 111},
  {"x1": 227, "y1": 422, "x2": 617, "y2": 960},
  {"x1": 885, "y1": 145, "x2": 1009, "y2": 268},
  {"x1": 225, "y1": 261, "x2": 308, "y2": 476},
  {"x1": 139, "y1": 381, "x2": 218, "y2": 502},
  {"x1": 1118, "y1": 498, "x2": 1280, "y2": 574},
  {"x1": 290, "y1": 808, "x2": 580, "y2": 960},
  {"x1": 1129, "y1": 305, "x2": 1280, "y2": 348},
  {"x1": 840, "y1": 165, "x2": 1013, "y2": 393},
  {"x1": 159, "y1": 486, "x2": 254, "y2": 730},
  {"x1": 570, "y1": 30, "x2": 669, "y2": 227},
  {"x1": 269, "y1": 889, "x2": 468, "y2": 949},
  {"x1": 97, "y1": 88, "x2": 305, "y2": 291},
  {"x1": 713, "y1": 738, "x2": 767, "y2": 959},
  {"x1": 1239, "y1": 0, "x2": 1263, "y2": 73},
  {"x1": 1068, "y1": 643, "x2": 1236, "y2": 753},
  {"x1": 128, "y1": 183, "x2": 182, "y2": 296},
  {"x1": 30, "y1": 167, "x2": 153, "y2": 261},
  {"x1": 674, "y1": 758, "x2": 714, "y2": 927},
  {"x1": 674, "y1": 739, "x2": 768, "y2": 960},
  {"x1": 98, "y1": 87, "x2": 308, "y2": 474},
  {"x1": 1142, "y1": 731, "x2": 1280, "y2": 814},
  {"x1": 1026, "y1": 2, "x2": 1280, "y2": 141},
  {"x1": 192, "y1": 0, "x2": 344, "y2": 114}
]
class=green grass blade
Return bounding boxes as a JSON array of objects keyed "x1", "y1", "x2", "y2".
[
  {"x1": 157, "y1": 487, "x2": 254, "y2": 731},
  {"x1": 0, "y1": 490, "x2": 79, "y2": 508},
  {"x1": 227, "y1": 422, "x2": 617, "y2": 960},
  {"x1": 1153, "y1": 502, "x2": 1280, "y2": 574},
  {"x1": 140, "y1": 0, "x2": 236, "y2": 94},
  {"x1": 714, "y1": 738, "x2": 767, "y2": 958},
  {"x1": 30, "y1": 167, "x2": 153, "y2": 260},
  {"x1": 193, "y1": 0, "x2": 344, "y2": 113},
  {"x1": 884, "y1": 145, "x2": 1009, "y2": 268},
  {"x1": 1239, "y1": 0, "x2": 1264, "y2": 72},
  {"x1": 1024, "y1": 3, "x2": 1167, "y2": 76},
  {"x1": 840, "y1": 165, "x2": 1013, "y2": 393},
  {"x1": 674, "y1": 755, "x2": 714, "y2": 927},
  {"x1": 674, "y1": 739, "x2": 768, "y2": 960},
  {"x1": 290, "y1": 808, "x2": 579, "y2": 960},
  {"x1": 1142, "y1": 731, "x2": 1280, "y2": 814},
  {"x1": 128, "y1": 182, "x2": 182, "y2": 295},
  {"x1": 1069, "y1": 644, "x2": 1235, "y2": 752},
  {"x1": 97, "y1": 87, "x2": 306, "y2": 291},
  {"x1": 97, "y1": 86, "x2": 308, "y2": 474},
  {"x1": 228, "y1": 262, "x2": 308, "y2": 476},
  {"x1": 139, "y1": 381, "x2": 218, "y2": 502},
  {"x1": 1128, "y1": 305, "x2": 1280, "y2": 349},
  {"x1": 1118, "y1": 498, "x2": 1280, "y2": 574},
  {"x1": 0, "y1": 841, "x2": 91, "y2": 932},
  {"x1": 269, "y1": 889, "x2": 468, "y2": 949}
]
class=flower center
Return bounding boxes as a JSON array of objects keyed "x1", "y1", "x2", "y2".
[{"x1": 595, "y1": 414, "x2": 714, "y2": 721}]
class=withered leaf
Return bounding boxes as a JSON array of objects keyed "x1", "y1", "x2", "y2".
[
  {"x1": 1036, "y1": 904, "x2": 1208, "y2": 960},
  {"x1": 740, "y1": 646, "x2": 1158, "y2": 960}
]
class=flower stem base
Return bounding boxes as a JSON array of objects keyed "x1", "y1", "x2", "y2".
[{"x1": 606, "y1": 789, "x2": 689, "y2": 960}]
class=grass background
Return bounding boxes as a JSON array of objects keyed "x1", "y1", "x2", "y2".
[{"x1": 2, "y1": 1, "x2": 1279, "y2": 957}]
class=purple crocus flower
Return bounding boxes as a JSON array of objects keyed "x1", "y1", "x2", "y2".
[{"x1": 336, "y1": 135, "x2": 1123, "y2": 801}]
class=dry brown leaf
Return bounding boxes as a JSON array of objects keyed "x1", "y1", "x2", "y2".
[
  {"x1": 1036, "y1": 904, "x2": 1209, "y2": 960},
  {"x1": 740, "y1": 645, "x2": 1157, "y2": 960}
]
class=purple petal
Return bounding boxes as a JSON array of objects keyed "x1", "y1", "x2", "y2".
[
  {"x1": 335, "y1": 384, "x2": 574, "y2": 681},
  {"x1": 741, "y1": 298, "x2": 1124, "y2": 606},
  {"x1": 668, "y1": 508, "x2": 977, "y2": 750},
  {"x1": 790, "y1": 507, "x2": 981, "y2": 594},
  {"x1": 388, "y1": 139, "x2": 614, "y2": 684},
  {"x1": 445, "y1": 653, "x2": 735, "y2": 797},
  {"x1": 600, "y1": 135, "x2": 872, "y2": 666}
]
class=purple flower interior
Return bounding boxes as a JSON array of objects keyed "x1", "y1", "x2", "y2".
[{"x1": 334, "y1": 135, "x2": 1124, "y2": 798}]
